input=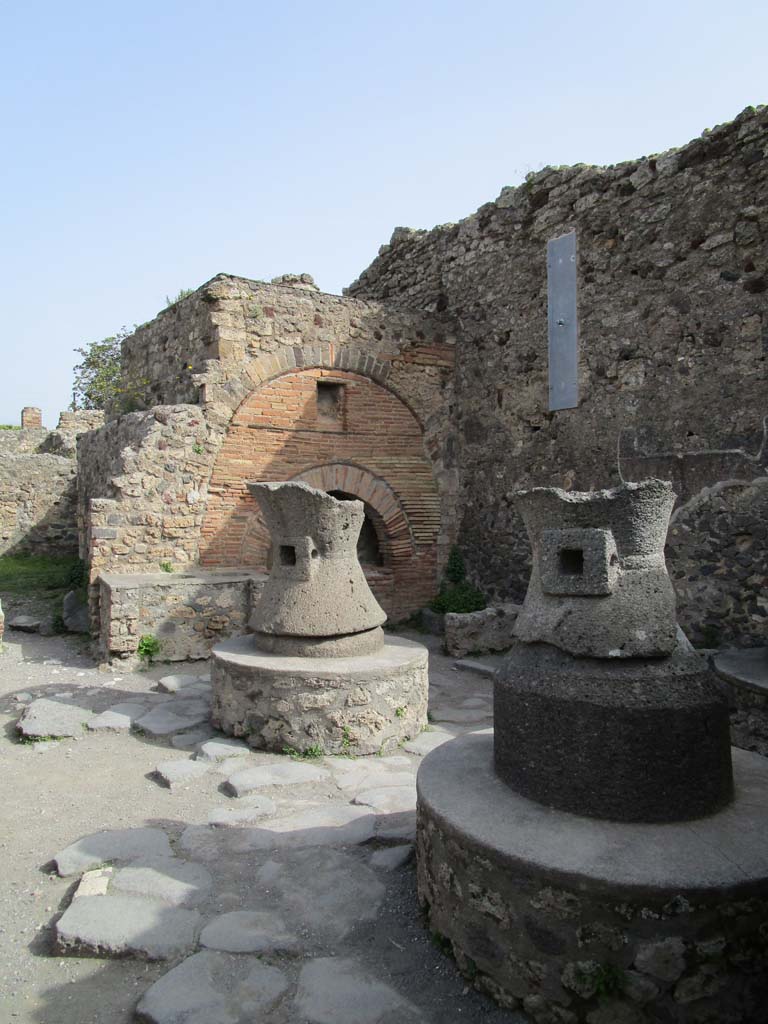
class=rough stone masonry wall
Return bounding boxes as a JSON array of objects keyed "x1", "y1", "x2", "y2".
[
  {"x1": 95, "y1": 274, "x2": 456, "y2": 622},
  {"x1": 0, "y1": 453, "x2": 78, "y2": 556},
  {"x1": 77, "y1": 407, "x2": 214, "y2": 578},
  {"x1": 98, "y1": 570, "x2": 264, "y2": 662},
  {"x1": 349, "y1": 105, "x2": 768, "y2": 645}
]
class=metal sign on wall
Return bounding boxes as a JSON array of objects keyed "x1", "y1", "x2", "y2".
[{"x1": 547, "y1": 230, "x2": 579, "y2": 411}]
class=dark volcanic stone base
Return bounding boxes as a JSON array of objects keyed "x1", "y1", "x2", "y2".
[
  {"x1": 495, "y1": 643, "x2": 733, "y2": 822},
  {"x1": 211, "y1": 634, "x2": 428, "y2": 755},
  {"x1": 417, "y1": 732, "x2": 768, "y2": 1024}
]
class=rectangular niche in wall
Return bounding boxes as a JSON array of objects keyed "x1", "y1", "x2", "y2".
[{"x1": 316, "y1": 381, "x2": 346, "y2": 424}]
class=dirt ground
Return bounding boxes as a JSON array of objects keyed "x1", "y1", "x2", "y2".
[{"x1": 0, "y1": 611, "x2": 523, "y2": 1024}]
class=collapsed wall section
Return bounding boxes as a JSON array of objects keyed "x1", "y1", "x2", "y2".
[{"x1": 349, "y1": 105, "x2": 768, "y2": 644}]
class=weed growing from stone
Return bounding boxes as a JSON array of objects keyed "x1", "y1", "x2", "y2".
[
  {"x1": 592, "y1": 963, "x2": 625, "y2": 998},
  {"x1": 192, "y1": 444, "x2": 204, "y2": 455},
  {"x1": 159, "y1": 562, "x2": 174, "y2": 573},
  {"x1": 137, "y1": 634, "x2": 161, "y2": 664},
  {"x1": 395, "y1": 706, "x2": 406, "y2": 718}
]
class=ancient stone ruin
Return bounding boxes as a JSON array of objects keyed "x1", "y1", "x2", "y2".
[
  {"x1": 417, "y1": 480, "x2": 768, "y2": 1022},
  {"x1": 211, "y1": 482, "x2": 428, "y2": 755}
]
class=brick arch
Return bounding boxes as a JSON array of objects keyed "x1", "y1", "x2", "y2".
[
  {"x1": 206, "y1": 343, "x2": 432, "y2": 434},
  {"x1": 199, "y1": 367, "x2": 441, "y2": 619},
  {"x1": 292, "y1": 464, "x2": 415, "y2": 560}
]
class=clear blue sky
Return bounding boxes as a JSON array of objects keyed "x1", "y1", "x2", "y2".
[{"x1": 0, "y1": 1, "x2": 765, "y2": 425}]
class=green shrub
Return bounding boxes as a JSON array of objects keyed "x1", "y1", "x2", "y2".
[
  {"x1": 445, "y1": 546, "x2": 467, "y2": 584},
  {"x1": 430, "y1": 580, "x2": 486, "y2": 614}
]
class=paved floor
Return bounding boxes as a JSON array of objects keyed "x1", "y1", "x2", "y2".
[{"x1": 0, "y1": 625, "x2": 522, "y2": 1024}]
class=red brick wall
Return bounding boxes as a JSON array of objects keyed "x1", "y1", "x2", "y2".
[{"x1": 199, "y1": 368, "x2": 441, "y2": 619}]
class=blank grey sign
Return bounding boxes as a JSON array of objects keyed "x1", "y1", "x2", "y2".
[{"x1": 547, "y1": 231, "x2": 578, "y2": 411}]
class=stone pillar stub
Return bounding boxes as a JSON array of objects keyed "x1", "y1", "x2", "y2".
[
  {"x1": 21, "y1": 406, "x2": 42, "y2": 429},
  {"x1": 248, "y1": 481, "x2": 386, "y2": 655}
]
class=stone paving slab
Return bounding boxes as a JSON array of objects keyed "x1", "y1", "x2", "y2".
[
  {"x1": 54, "y1": 893, "x2": 201, "y2": 960},
  {"x1": 110, "y1": 858, "x2": 213, "y2": 907},
  {"x1": 240, "y1": 804, "x2": 377, "y2": 850},
  {"x1": 88, "y1": 702, "x2": 149, "y2": 732},
  {"x1": 262, "y1": 847, "x2": 386, "y2": 940},
  {"x1": 402, "y1": 728, "x2": 454, "y2": 756},
  {"x1": 54, "y1": 827, "x2": 174, "y2": 876},
  {"x1": 135, "y1": 706, "x2": 210, "y2": 737},
  {"x1": 295, "y1": 957, "x2": 425, "y2": 1024},
  {"x1": 135, "y1": 950, "x2": 288, "y2": 1023},
  {"x1": 370, "y1": 844, "x2": 413, "y2": 870},
  {"x1": 17, "y1": 698, "x2": 94, "y2": 739},
  {"x1": 157, "y1": 673, "x2": 210, "y2": 693},
  {"x1": 154, "y1": 759, "x2": 212, "y2": 789},
  {"x1": 333, "y1": 763, "x2": 416, "y2": 793},
  {"x1": 353, "y1": 785, "x2": 417, "y2": 813},
  {"x1": 195, "y1": 737, "x2": 251, "y2": 762},
  {"x1": 207, "y1": 797, "x2": 277, "y2": 828},
  {"x1": 225, "y1": 761, "x2": 330, "y2": 795},
  {"x1": 429, "y1": 706, "x2": 492, "y2": 724},
  {"x1": 199, "y1": 909, "x2": 301, "y2": 953}
]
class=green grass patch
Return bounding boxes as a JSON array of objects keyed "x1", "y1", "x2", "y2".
[
  {"x1": 282, "y1": 744, "x2": 325, "y2": 760},
  {"x1": 0, "y1": 555, "x2": 82, "y2": 594}
]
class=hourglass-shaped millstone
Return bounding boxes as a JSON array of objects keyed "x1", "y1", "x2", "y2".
[
  {"x1": 495, "y1": 479, "x2": 733, "y2": 822},
  {"x1": 248, "y1": 481, "x2": 386, "y2": 657}
]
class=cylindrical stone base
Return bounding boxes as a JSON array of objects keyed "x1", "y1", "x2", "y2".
[
  {"x1": 211, "y1": 634, "x2": 428, "y2": 755},
  {"x1": 417, "y1": 732, "x2": 768, "y2": 1024},
  {"x1": 495, "y1": 643, "x2": 733, "y2": 822}
]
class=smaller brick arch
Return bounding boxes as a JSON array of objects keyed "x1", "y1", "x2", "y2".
[{"x1": 292, "y1": 464, "x2": 415, "y2": 562}]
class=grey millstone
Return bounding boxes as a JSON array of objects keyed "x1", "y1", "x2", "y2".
[
  {"x1": 135, "y1": 951, "x2": 288, "y2": 1024},
  {"x1": 295, "y1": 957, "x2": 424, "y2": 1024},
  {"x1": 249, "y1": 481, "x2": 385, "y2": 640},
  {"x1": 403, "y1": 728, "x2": 453, "y2": 756},
  {"x1": 225, "y1": 761, "x2": 329, "y2": 796},
  {"x1": 353, "y1": 786, "x2": 417, "y2": 813},
  {"x1": 62, "y1": 590, "x2": 90, "y2": 633},
  {"x1": 136, "y1": 706, "x2": 209, "y2": 737},
  {"x1": 110, "y1": 858, "x2": 212, "y2": 907},
  {"x1": 8, "y1": 615, "x2": 42, "y2": 632},
  {"x1": 241, "y1": 805, "x2": 376, "y2": 850},
  {"x1": 157, "y1": 673, "x2": 208, "y2": 693},
  {"x1": 54, "y1": 827, "x2": 174, "y2": 876},
  {"x1": 199, "y1": 910, "x2": 300, "y2": 953},
  {"x1": 207, "y1": 798, "x2": 276, "y2": 828},
  {"x1": 17, "y1": 698, "x2": 94, "y2": 739},
  {"x1": 54, "y1": 894, "x2": 200, "y2": 959},
  {"x1": 195, "y1": 737, "x2": 251, "y2": 762},
  {"x1": 154, "y1": 759, "x2": 212, "y2": 789},
  {"x1": 512, "y1": 480, "x2": 678, "y2": 658},
  {"x1": 370, "y1": 844, "x2": 413, "y2": 870}
]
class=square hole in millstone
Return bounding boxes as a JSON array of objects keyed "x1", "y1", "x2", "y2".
[
  {"x1": 279, "y1": 545, "x2": 297, "y2": 566},
  {"x1": 559, "y1": 547, "x2": 584, "y2": 575}
]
